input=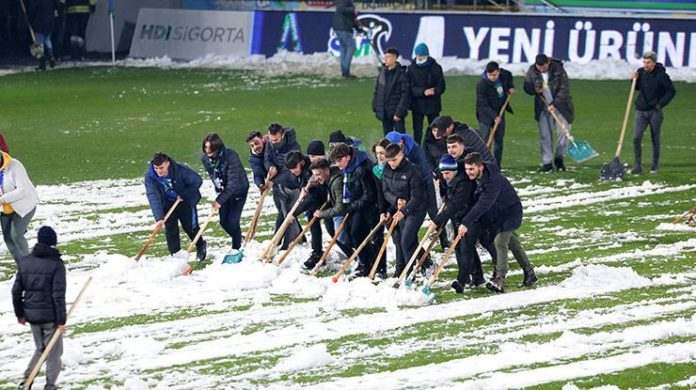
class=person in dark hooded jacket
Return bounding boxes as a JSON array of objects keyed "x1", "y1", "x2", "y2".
[
  {"x1": 12, "y1": 226, "x2": 66, "y2": 390},
  {"x1": 201, "y1": 133, "x2": 250, "y2": 250},
  {"x1": 630, "y1": 51, "x2": 676, "y2": 174},
  {"x1": 431, "y1": 115, "x2": 495, "y2": 164},
  {"x1": 459, "y1": 153, "x2": 537, "y2": 293},
  {"x1": 372, "y1": 47, "x2": 410, "y2": 134},
  {"x1": 264, "y1": 123, "x2": 302, "y2": 235},
  {"x1": 30, "y1": 0, "x2": 62, "y2": 70},
  {"x1": 330, "y1": 144, "x2": 380, "y2": 277},
  {"x1": 246, "y1": 131, "x2": 269, "y2": 190},
  {"x1": 145, "y1": 152, "x2": 207, "y2": 260},
  {"x1": 524, "y1": 54, "x2": 575, "y2": 172},
  {"x1": 407, "y1": 43, "x2": 446, "y2": 145},
  {"x1": 476, "y1": 61, "x2": 514, "y2": 166}
]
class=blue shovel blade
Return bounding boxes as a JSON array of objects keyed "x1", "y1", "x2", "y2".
[
  {"x1": 222, "y1": 250, "x2": 244, "y2": 264},
  {"x1": 568, "y1": 141, "x2": 599, "y2": 163},
  {"x1": 422, "y1": 284, "x2": 432, "y2": 296}
]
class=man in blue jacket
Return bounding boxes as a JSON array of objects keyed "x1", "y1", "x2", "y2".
[
  {"x1": 202, "y1": 133, "x2": 250, "y2": 251},
  {"x1": 12, "y1": 226, "x2": 66, "y2": 390},
  {"x1": 264, "y1": 123, "x2": 301, "y2": 236},
  {"x1": 459, "y1": 153, "x2": 537, "y2": 293},
  {"x1": 145, "y1": 152, "x2": 207, "y2": 260},
  {"x1": 246, "y1": 131, "x2": 269, "y2": 190}
]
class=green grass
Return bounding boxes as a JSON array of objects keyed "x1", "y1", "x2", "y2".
[{"x1": 1, "y1": 67, "x2": 695, "y2": 389}]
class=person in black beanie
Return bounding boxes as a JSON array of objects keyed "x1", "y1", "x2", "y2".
[
  {"x1": 306, "y1": 140, "x2": 326, "y2": 162},
  {"x1": 12, "y1": 226, "x2": 66, "y2": 390}
]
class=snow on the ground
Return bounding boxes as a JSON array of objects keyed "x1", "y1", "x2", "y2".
[
  {"x1": 656, "y1": 222, "x2": 696, "y2": 231},
  {"x1": 3, "y1": 53, "x2": 696, "y2": 82}
]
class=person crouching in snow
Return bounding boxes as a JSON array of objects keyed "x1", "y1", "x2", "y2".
[
  {"x1": 12, "y1": 226, "x2": 65, "y2": 390},
  {"x1": 145, "y1": 152, "x2": 207, "y2": 261},
  {"x1": 201, "y1": 133, "x2": 250, "y2": 251}
]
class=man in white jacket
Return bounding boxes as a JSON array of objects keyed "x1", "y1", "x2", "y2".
[{"x1": 0, "y1": 152, "x2": 39, "y2": 264}]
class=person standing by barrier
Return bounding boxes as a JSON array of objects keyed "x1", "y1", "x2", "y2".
[
  {"x1": 12, "y1": 226, "x2": 66, "y2": 390},
  {"x1": 407, "y1": 43, "x2": 446, "y2": 145},
  {"x1": 0, "y1": 151, "x2": 39, "y2": 265},
  {"x1": 631, "y1": 51, "x2": 676, "y2": 174},
  {"x1": 524, "y1": 54, "x2": 574, "y2": 172},
  {"x1": 30, "y1": 0, "x2": 61, "y2": 70},
  {"x1": 333, "y1": 0, "x2": 357, "y2": 79}
]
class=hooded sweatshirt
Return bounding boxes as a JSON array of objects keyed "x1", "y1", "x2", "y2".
[{"x1": 0, "y1": 152, "x2": 39, "y2": 217}]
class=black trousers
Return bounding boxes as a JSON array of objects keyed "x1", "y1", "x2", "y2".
[
  {"x1": 219, "y1": 193, "x2": 247, "y2": 249},
  {"x1": 455, "y1": 220, "x2": 488, "y2": 285},
  {"x1": 347, "y1": 214, "x2": 379, "y2": 269},
  {"x1": 412, "y1": 112, "x2": 438, "y2": 145},
  {"x1": 381, "y1": 117, "x2": 406, "y2": 135},
  {"x1": 392, "y1": 209, "x2": 427, "y2": 276},
  {"x1": 164, "y1": 200, "x2": 202, "y2": 255}
]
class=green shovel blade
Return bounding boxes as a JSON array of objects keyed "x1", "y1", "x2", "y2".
[{"x1": 567, "y1": 140, "x2": 599, "y2": 163}]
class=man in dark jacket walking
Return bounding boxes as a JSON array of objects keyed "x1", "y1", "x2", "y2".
[
  {"x1": 407, "y1": 43, "x2": 446, "y2": 145},
  {"x1": 381, "y1": 143, "x2": 428, "y2": 277},
  {"x1": 333, "y1": 0, "x2": 357, "y2": 78},
  {"x1": 246, "y1": 131, "x2": 269, "y2": 190},
  {"x1": 631, "y1": 51, "x2": 676, "y2": 174},
  {"x1": 524, "y1": 54, "x2": 574, "y2": 172},
  {"x1": 459, "y1": 153, "x2": 537, "y2": 293},
  {"x1": 372, "y1": 47, "x2": 410, "y2": 134},
  {"x1": 201, "y1": 133, "x2": 250, "y2": 250},
  {"x1": 30, "y1": 0, "x2": 62, "y2": 69},
  {"x1": 145, "y1": 152, "x2": 207, "y2": 260},
  {"x1": 477, "y1": 61, "x2": 515, "y2": 166},
  {"x1": 12, "y1": 226, "x2": 66, "y2": 390},
  {"x1": 329, "y1": 144, "x2": 380, "y2": 277}
]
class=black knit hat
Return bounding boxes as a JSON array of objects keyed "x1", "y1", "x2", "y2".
[
  {"x1": 37, "y1": 226, "x2": 57, "y2": 247},
  {"x1": 306, "y1": 140, "x2": 325, "y2": 156},
  {"x1": 328, "y1": 130, "x2": 347, "y2": 144}
]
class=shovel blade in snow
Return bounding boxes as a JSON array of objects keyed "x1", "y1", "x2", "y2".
[
  {"x1": 421, "y1": 284, "x2": 432, "y2": 296},
  {"x1": 222, "y1": 250, "x2": 244, "y2": 264},
  {"x1": 599, "y1": 156, "x2": 626, "y2": 181},
  {"x1": 567, "y1": 140, "x2": 599, "y2": 163}
]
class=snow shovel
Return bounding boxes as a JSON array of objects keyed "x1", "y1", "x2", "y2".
[
  {"x1": 276, "y1": 201, "x2": 328, "y2": 266},
  {"x1": 543, "y1": 96, "x2": 598, "y2": 163},
  {"x1": 331, "y1": 219, "x2": 386, "y2": 283},
  {"x1": 135, "y1": 198, "x2": 182, "y2": 261},
  {"x1": 404, "y1": 226, "x2": 443, "y2": 287},
  {"x1": 224, "y1": 182, "x2": 272, "y2": 264},
  {"x1": 393, "y1": 224, "x2": 436, "y2": 289},
  {"x1": 422, "y1": 234, "x2": 462, "y2": 297},
  {"x1": 368, "y1": 215, "x2": 399, "y2": 280},
  {"x1": 24, "y1": 276, "x2": 92, "y2": 390},
  {"x1": 260, "y1": 182, "x2": 312, "y2": 262},
  {"x1": 600, "y1": 77, "x2": 637, "y2": 181},
  {"x1": 18, "y1": 0, "x2": 44, "y2": 59},
  {"x1": 181, "y1": 207, "x2": 216, "y2": 275},
  {"x1": 309, "y1": 213, "x2": 351, "y2": 276},
  {"x1": 486, "y1": 94, "x2": 512, "y2": 150}
]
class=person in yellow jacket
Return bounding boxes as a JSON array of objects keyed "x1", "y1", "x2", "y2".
[
  {"x1": 0, "y1": 152, "x2": 39, "y2": 264},
  {"x1": 62, "y1": 0, "x2": 97, "y2": 60}
]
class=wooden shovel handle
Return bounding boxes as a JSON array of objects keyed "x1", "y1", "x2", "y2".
[
  {"x1": 187, "y1": 207, "x2": 216, "y2": 253},
  {"x1": 332, "y1": 219, "x2": 386, "y2": 281},
  {"x1": 276, "y1": 201, "x2": 328, "y2": 266},
  {"x1": 135, "y1": 198, "x2": 182, "y2": 261},
  {"x1": 616, "y1": 77, "x2": 638, "y2": 158},
  {"x1": 368, "y1": 216, "x2": 399, "y2": 280},
  {"x1": 408, "y1": 226, "x2": 443, "y2": 281},
  {"x1": 486, "y1": 94, "x2": 512, "y2": 150},
  {"x1": 426, "y1": 233, "x2": 463, "y2": 288},
  {"x1": 310, "y1": 213, "x2": 351, "y2": 275},
  {"x1": 261, "y1": 182, "x2": 312, "y2": 261},
  {"x1": 395, "y1": 225, "x2": 436, "y2": 286}
]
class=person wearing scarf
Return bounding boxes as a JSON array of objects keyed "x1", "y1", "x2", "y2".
[{"x1": 0, "y1": 151, "x2": 39, "y2": 264}]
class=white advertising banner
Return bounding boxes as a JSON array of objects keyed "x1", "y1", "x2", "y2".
[{"x1": 129, "y1": 8, "x2": 252, "y2": 60}]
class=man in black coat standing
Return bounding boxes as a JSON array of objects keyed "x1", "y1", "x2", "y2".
[
  {"x1": 201, "y1": 133, "x2": 250, "y2": 250},
  {"x1": 476, "y1": 61, "x2": 514, "y2": 166},
  {"x1": 12, "y1": 226, "x2": 66, "y2": 390},
  {"x1": 407, "y1": 43, "x2": 445, "y2": 145},
  {"x1": 372, "y1": 47, "x2": 410, "y2": 135},
  {"x1": 459, "y1": 153, "x2": 537, "y2": 293},
  {"x1": 631, "y1": 51, "x2": 676, "y2": 174}
]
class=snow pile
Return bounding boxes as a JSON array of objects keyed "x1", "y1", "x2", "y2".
[
  {"x1": 322, "y1": 276, "x2": 433, "y2": 310},
  {"x1": 273, "y1": 344, "x2": 334, "y2": 372},
  {"x1": 558, "y1": 264, "x2": 651, "y2": 291},
  {"x1": 656, "y1": 222, "x2": 695, "y2": 231}
]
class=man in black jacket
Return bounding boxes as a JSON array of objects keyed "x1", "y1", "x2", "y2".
[
  {"x1": 30, "y1": 0, "x2": 62, "y2": 69},
  {"x1": 631, "y1": 51, "x2": 676, "y2": 174},
  {"x1": 275, "y1": 151, "x2": 313, "y2": 250},
  {"x1": 407, "y1": 43, "x2": 446, "y2": 145},
  {"x1": 430, "y1": 155, "x2": 485, "y2": 292},
  {"x1": 432, "y1": 115, "x2": 495, "y2": 164},
  {"x1": 459, "y1": 153, "x2": 537, "y2": 293},
  {"x1": 264, "y1": 123, "x2": 301, "y2": 235},
  {"x1": 12, "y1": 226, "x2": 66, "y2": 390},
  {"x1": 381, "y1": 143, "x2": 427, "y2": 277},
  {"x1": 476, "y1": 61, "x2": 515, "y2": 166},
  {"x1": 145, "y1": 152, "x2": 206, "y2": 260},
  {"x1": 201, "y1": 133, "x2": 250, "y2": 250},
  {"x1": 372, "y1": 47, "x2": 410, "y2": 135},
  {"x1": 246, "y1": 131, "x2": 269, "y2": 190},
  {"x1": 333, "y1": 0, "x2": 357, "y2": 78},
  {"x1": 330, "y1": 144, "x2": 380, "y2": 277},
  {"x1": 523, "y1": 54, "x2": 574, "y2": 172}
]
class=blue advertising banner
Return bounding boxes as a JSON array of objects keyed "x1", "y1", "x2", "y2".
[{"x1": 251, "y1": 10, "x2": 696, "y2": 68}]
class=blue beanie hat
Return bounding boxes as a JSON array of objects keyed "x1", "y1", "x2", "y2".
[
  {"x1": 414, "y1": 43, "x2": 429, "y2": 56},
  {"x1": 439, "y1": 154, "x2": 458, "y2": 172},
  {"x1": 385, "y1": 131, "x2": 403, "y2": 145}
]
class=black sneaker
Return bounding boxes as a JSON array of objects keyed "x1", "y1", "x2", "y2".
[
  {"x1": 451, "y1": 280, "x2": 464, "y2": 294},
  {"x1": 486, "y1": 276, "x2": 506, "y2": 293},
  {"x1": 554, "y1": 157, "x2": 566, "y2": 172},
  {"x1": 196, "y1": 240, "x2": 207, "y2": 262},
  {"x1": 376, "y1": 270, "x2": 387, "y2": 280},
  {"x1": 521, "y1": 268, "x2": 538, "y2": 287},
  {"x1": 630, "y1": 165, "x2": 642, "y2": 175},
  {"x1": 303, "y1": 252, "x2": 322, "y2": 270},
  {"x1": 537, "y1": 163, "x2": 553, "y2": 173}
]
